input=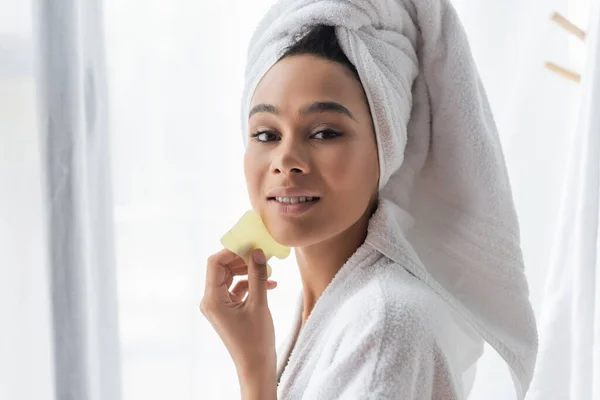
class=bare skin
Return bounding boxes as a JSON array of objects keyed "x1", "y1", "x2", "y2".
[{"x1": 201, "y1": 54, "x2": 379, "y2": 399}]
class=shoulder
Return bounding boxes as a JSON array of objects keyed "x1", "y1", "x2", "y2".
[
  {"x1": 334, "y1": 257, "x2": 451, "y2": 340},
  {"x1": 315, "y1": 256, "x2": 473, "y2": 398}
]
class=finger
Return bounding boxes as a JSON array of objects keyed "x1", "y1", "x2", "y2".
[
  {"x1": 229, "y1": 279, "x2": 277, "y2": 293},
  {"x1": 205, "y1": 249, "x2": 241, "y2": 301},
  {"x1": 222, "y1": 255, "x2": 246, "y2": 288},
  {"x1": 223, "y1": 263, "x2": 249, "y2": 288},
  {"x1": 229, "y1": 279, "x2": 277, "y2": 303},
  {"x1": 227, "y1": 256, "x2": 247, "y2": 269},
  {"x1": 247, "y1": 248, "x2": 269, "y2": 305},
  {"x1": 206, "y1": 250, "x2": 247, "y2": 287},
  {"x1": 230, "y1": 280, "x2": 249, "y2": 302},
  {"x1": 229, "y1": 262, "x2": 248, "y2": 274}
]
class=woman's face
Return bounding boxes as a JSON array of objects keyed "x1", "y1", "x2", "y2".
[{"x1": 244, "y1": 54, "x2": 379, "y2": 247}]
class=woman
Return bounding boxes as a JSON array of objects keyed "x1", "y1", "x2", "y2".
[{"x1": 200, "y1": 1, "x2": 538, "y2": 399}]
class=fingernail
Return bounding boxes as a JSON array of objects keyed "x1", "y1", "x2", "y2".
[{"x1": 253, "y1": 249, "x2": 266, "y2": 264}]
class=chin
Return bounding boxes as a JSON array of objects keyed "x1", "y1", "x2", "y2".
[{"x1": 265, "y1": 220, "x2": 323, "y2": 248}]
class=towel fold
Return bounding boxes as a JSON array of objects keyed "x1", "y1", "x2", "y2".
[{"x1": 241, "y1": 0, "x2": 538, "y2": 398}]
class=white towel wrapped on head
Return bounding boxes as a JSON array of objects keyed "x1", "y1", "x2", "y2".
[{"x1": 241, "y1": 0, "x2": 538, "y2": 398}]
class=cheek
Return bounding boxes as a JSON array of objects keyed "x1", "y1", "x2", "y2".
[
  {"x1": 319, "y1": 143, "x2": 378, "y2": 194},
  {"x1": 243, "y1": 148, "x2": 266, "y2": 206}
]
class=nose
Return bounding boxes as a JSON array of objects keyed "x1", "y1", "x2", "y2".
[{"x1": 271, "y1": 139, "x2": 310, "y2": 176}]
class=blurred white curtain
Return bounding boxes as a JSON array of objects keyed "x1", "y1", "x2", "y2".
[
  {"x1": 527, "y1": 1, "x2": 600, "y2": 398},
  {"x1": 1, "y1": 0, "x2": 121, "y2": 399},
  {"x1": 0, "y1": 1, "x2": 55, "y2": 398},
  {"x1": 0, "y1": 0, "x2": 596, "y2": 399}
]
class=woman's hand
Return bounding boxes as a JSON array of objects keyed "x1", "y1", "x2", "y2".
[{"x1": 200, "y1": 248, "x2": 278, "y2": 399}]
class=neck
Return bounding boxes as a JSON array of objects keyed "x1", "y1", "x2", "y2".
[{"x1": 295, "y1": 201, "x2": 377, "y2": 324}]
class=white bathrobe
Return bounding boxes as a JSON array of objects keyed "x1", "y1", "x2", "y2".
[{"x1": 275, "y1": 210, "x2": 484, "y2": 399}]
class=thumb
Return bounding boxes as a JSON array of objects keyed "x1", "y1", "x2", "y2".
[{"x1": 247, "y1": 248, "x2": 269, "y2": 305}]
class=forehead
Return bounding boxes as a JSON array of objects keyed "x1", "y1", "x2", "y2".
[{"x1": 250, "y1": 54, "x2": 365, "y2": 108}]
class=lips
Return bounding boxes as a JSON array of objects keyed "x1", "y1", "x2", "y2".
[
  {"x1": 269, "y1": 196, "x2": 320, "y2": 204},
  {"x1": 265, "y1": 187, "x2": 322, "y2": 216},
  {"x1": 266, "y1": 187, "x2": 321, "y2": 199},
  {"x1": 268, "y1": 197, "x2": 320, "y2": 217}
]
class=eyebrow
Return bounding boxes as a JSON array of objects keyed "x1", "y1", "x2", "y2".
[{"x1": 249, "y1": 101, "x2": 356, "y2": 121}]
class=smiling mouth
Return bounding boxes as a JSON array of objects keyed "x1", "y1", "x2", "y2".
[{"x1": 267, "y1": 196, "x2": 321, "y2": 204}]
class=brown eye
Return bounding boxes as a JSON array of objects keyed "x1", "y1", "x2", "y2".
[
  {"x1": 311, "y1": 129, "x2": 342, "y2": 140},
  {"x1": 250, "y1": 130, "x2": 280, "y2": 143}
]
